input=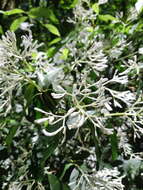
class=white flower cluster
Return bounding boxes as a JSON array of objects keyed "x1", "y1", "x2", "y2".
[
  {"x1": 69, "y1": 167, "x2": 124, "y2": 190},
  {"x1": 0, "y1": 31, "x2": 44, "y2": 115},
  {"x1": 68, "y1": 0, "x2": 97, "y2": 24},
  {"x1": 0, "y1": 0, "x2": 142, "y2": 150},
  {"x1": 92, "y1": 168, "x2": 124, "y2": 190},
  {"x1": 33, "y1": 0, "x2": 143, "y2": 142}
]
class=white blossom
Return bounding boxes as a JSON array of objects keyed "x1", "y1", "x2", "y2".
[
  {"x1": 66, "y1": 112, "x2": 85, "y2": 129},
  {"x1": 135, "y1": 0, "x2": 143, "y2": 13}
]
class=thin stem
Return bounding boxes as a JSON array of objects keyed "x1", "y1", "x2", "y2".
[{"x1": 105, "y1": 112, "x2": 135, "y2": 117}]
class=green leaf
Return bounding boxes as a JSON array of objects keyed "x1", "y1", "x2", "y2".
[
  {"x1": 60, "y1": 0, "x2": 78, "y2": 9},
  {"x1": 10, "y1": 16, "x2": 27, "y2": 31},
  {"x1": 0, "y1": 9, "x2": 25, "y2": 15},
  {"x1": 0, "y1": 25, "x2": 3, "y2": 34},
  {"x1": 49, "y1": 37, "x2": 61, "y2": 46},
  {"x1": 92, "y1": 3, "x2": 100, "y2": 14},
  {"x1": 110, "y1": 132, "x2": 118, "y2": 160},
  {"x1": 24, "y1": 84, "x2": 35, "y2": 106},
  {"x1": 47, "y1": 47, "x2": 57, "y2": 58},
  {"x1": 60, "y1": 163, "x2": 73, "y2": 180},
  {"x1": 44, "y1": 24, "x2": 60, "y2": 36},
  {"x1": 86, "y1": 26, "x2": 94, "y2": 32},
  {"x1": 40, "y1": 136, "x2": 59, "y2": 168},
  {"x1": 61, "y1": 48, "x2": 69, "y2": 60},
  {"x1": 6, "y1": 122, "x2": 19, "y2": 148},
  {"x1": 48, "y1": 174, "x2": 61, "y2": 190},
  {"x1": 48, "y1": 9, "x2": 59, "y2": 24},
  {"x1": 70, "y1": 0, "x2": 79, "y2": 8},
  {"x1": 99, "y1": 14, "x2": 118, "y2": 22},
  {"x1": 28, "y1": 7, "x2": 48, "y2": 18},
  {"x1": 28, "y1": 7, "x2": 58, "y2": 23}
]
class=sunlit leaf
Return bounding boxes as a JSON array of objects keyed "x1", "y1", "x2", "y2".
[
  {"x1": 0, "y1": 9, "x2": 25, "y2": 15},
  {"x1": 92, "y1": 3, "x2": 99, "y2": 14},
  {"x1": 44, "y1": 24, "x2": 60, "y2": 36},
  {"x1": 47, "y1": 47, "x2": 57, "y2": 57},
  {"x1": 10, "y1": 16, "x2": 27, "y2": 31},
  {"x1": 49, "y1": 37, "x2": 61, "y2": 46},
  {"x1": 61, "y1": 48, "x2": 69, "y2": 60},
  {"x1": 99, "y1": 14, "x2": 118, "y2": 22}
]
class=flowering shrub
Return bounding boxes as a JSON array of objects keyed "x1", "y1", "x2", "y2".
[{"x1": 0, "y1": 0, "x2": 143, "y2": 189}]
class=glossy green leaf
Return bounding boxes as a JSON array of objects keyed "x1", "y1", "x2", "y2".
[
  {"x1": 10, "y1": 16, "x2": 27, "y2": 31},
  {"x1": 44, "y1": 24, "x2": 60, "y2": 36}
]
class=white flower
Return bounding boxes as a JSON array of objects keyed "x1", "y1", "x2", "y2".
[
  {"x1": 93, "y1": 168, "x2": 124, "y2": 190},
  {"x1": 51, "y1": 92, "x2": 65, "y2": 99},
  {"x1": 138, "y1": 47, "x2": 143, "y2": 54},
  {"x1": 66, "y1": 112, "x2": 85, "y2": 129},
  {"x1": 15, "y1": 103, "x2": 23, "y2": 113},
  {"x1": 45, "y1": 66, "x2": 63, "y2": 83},
  {"x1": 110, "y1": 48, "x2": 122, "y2": 59},
  {"x1": 98, "y1": 0, "x2": 108, "y2": 5},
  {"x1": 106, "y1": 88, "x2": 136, "y2": 106},
  {"x1": 110, "y1": 70, "x2": 128, "y2": 84},
  {"x1": 135, "y1": 0, "x2": 143, "y2": 13},
  {"x1": 20, "y1": 22, "x2": 33, "y2": 31},
  {"x1": 37, "y1": 66, "x2": 64, "y2": 89}
]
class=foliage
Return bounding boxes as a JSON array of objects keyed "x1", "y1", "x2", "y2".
[{"x1": 0, "y1": 0, "x2": 143, "y2": 190}]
